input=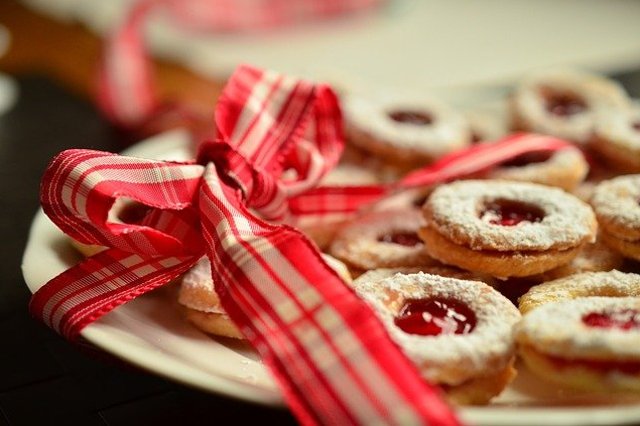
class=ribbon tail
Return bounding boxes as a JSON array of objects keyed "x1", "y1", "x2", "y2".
[
  {"x1": 198, "y1": 164, "x2": 459, "y2": 426},
  {"x1": 97, "y1": 0, "x2": 160, "y2": 127},
  {"x1": 29, "y1": 248, "x2": 198, "y2": 340}
]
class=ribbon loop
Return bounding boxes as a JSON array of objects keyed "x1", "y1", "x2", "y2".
[{"x1": 40, "y1": 149, "x2": 206, "y2": 256}]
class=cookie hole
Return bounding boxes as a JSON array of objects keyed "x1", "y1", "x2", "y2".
[
  {"x1": 632, "y1": 121, "x2": 640, "y2": 132},
  {"x1": 388, "y1": 110, "x2": 433, "y2": 126},
  {"x1": 378, "y1": 231, "x2": 423, "y2": 247},
  {"x1": 500, "y1": 151, "x2": 553, "y2": 168},
  {"x1": 481, "y1": 198, "x2": 545, "y2": 226},
  {"x1": 394, "y1": 297, "x2": 476, "y2": 336},
  {"x1": 582, "y1": 308, "x2": 640, "y2": 331},
  {"x1": 540, "y1": 87, "x2": 588, "y2": 117}
]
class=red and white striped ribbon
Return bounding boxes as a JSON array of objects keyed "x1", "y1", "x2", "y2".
[
  {"x1": 97, "y1": 0, "x2": 381, "y2": 130},
  {"x1": 33, "y1": 65, "x2": 574, "y2": 425}
]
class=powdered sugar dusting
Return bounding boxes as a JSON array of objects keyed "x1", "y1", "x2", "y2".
[
  {"x1": 425, "y1": 180, "x2": 596, "y2": 251},
  {"x1": 591, "y1": 175, "x2": 640, "y2": 237},
  {"x1": 595, "y1": 106, "x2": 640, "y2": 151},
  {"x1": 488, "y1": 147, "x2": 587, "y2": 183},
  {"x1": 178, "y1": 257, "x2": 223, "y2": 313},
  {"x1": 355, "y1": 272, "x2": 520, "y2": 385},
  {"x1": 353, "y1": 266, "x2": 493, "y2": 287},
  {"x1": 520, "y1": 270, "x2": 640, "y2": 313},
  {"x1": 330, "y1": 209, "x2": 435, "y2": 270},
  {"x1": 516, "y1": 297, "x2": 640, "y2": 359}
]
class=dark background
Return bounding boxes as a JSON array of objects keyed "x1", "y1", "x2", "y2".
[{"x1": 2, "y1": 70, "x2": 640, "y2": 426}]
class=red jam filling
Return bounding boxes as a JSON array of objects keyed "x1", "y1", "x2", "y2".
[
  {"x1": 378, "y1": 232, "x2": 423, "y2": 247},
  {"x1": 481, "y1": 199, "x2": 545, "y2": 226},
  {"x1": 394, "y1": 297, "x2": 476, "y2": 336},
  {"x1": 542, "y1": 90, "x2": 587, "y2": 117},
  {"x1": 388, "y1": 110, "x2": 433, "y2": 126},
  {"x1": 500, "y1": 151, "x2": 553, "y2": 168},
  {"x1": 582, "y1": 309, "x2": 640, "y2": 331}
]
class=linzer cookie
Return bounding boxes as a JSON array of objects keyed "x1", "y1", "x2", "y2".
[
  {"x1": 516, "y1": 297, "x2": 640, "y2": 392},
  {"x1": 419, "y1": 180, "x2": 597, "y2": 278},
  {"x1": 329, "y1": 209, "x2": 436, "y2": 274},
  {"x1": 353, "y1": 266, "x2": 496, "y2": 288},
  {"x1": 486, "y1": 147, "x2": 588, "y2": 191},
  {"x1": 355, "y1": 272, "x2": 520, "y2": 405},
  {"x1": 591, "y1": 175, "x2": 640, "y2": 261},
  {"x1": 179, "y1": 254, "x2": 352, "y2": 339},
  {"x1": 342, "y1": 93, "x2": 471, "y2": 168},
  {"x1": 518, "y1": 270, "x2": 640, "y2": 314},
  {"x1": 510, "y1": 69, "x2": 628, "y2": 143},
  {"x1": 536, "y1": 237, "x2": 624, "y2": 282},
  {"x1": 591, "y1": 106, "x2": 640, "y2": 173}
]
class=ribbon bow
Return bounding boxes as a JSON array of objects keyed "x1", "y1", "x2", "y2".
[{"x1": 32, "y1": 65, "x2": 574, "y2": 425}]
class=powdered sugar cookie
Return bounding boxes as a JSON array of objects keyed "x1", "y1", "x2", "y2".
[
  {"x1": 420, "y1": 180, "x2": 597, "y2": 278},
  {"x1": 591, "y1": 105, "x2": 640, "y2": 173},
  {"x1": 536, "y1": 237, "x2": 624, "y2": 282},
  {"x1": 516, "y1": 297, "x2": 640, "y2": 392},
  {"x1": 329, "y1": 209, "x2": 436, "y2": 274},
  {"x1": 355, "y1": 272, "x2": 520, "y2": 405},
  {"x1": 342, "y1": 93, "x2": 471, "y2": 168},
  {"x1": 518, "y1": 270, "x2": 640, "y2": 314},
  {"x1": 510, "y1": 69, "x2": 629, "y2": 144},
  {"x1": 486, "y1": 147, "x2": 588, "y2": 191},
  {"x1": 179, "y1": 254, "x2": 352, "y2": 339},
  {"x1": 591, "y1": 175, "x2": 640, "y2": 261},
  {"x1": 353, "y1": 266, "x2": 496, "y2": 288}
]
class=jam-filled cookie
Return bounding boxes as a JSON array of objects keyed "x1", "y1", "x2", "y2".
[
  {"x1": 518, "y1": 270, "x2": 640, "y2": 314},
  {"x1": 342, "y1": 93, "x2": 471, "y2": 168},
  {"x1": 355, "y1": 272, "x2": 520, "y2": 405},
  {"x1": 497, "y1": 238, "x2": 625, "y2": 306},
  {"x1": 591, "y1": 175, "x2": 640, "y2": 261},
  {"x1": 486, "y1": 147, "x2": 588, "y2": 191},
  {"x1": 419, "y1": 180, "x2": 597, "y2": 278},
  {"x1": 329, "y1": 209, "x2": 436, "y2": 275},
  {"x1": 179, "y1": 254, "x2": 352, "y2": 339},
  {"x1": 536, "y1": 237, "x2": 624, "y2": 282},
  {"x1": 510, "y1": 69, "x2": 628, "y2": 143},
  {"x1": 591, "y1": 106, "x2": 640, "y2": 173},
  {"x1": 516, "y1": 296, "x2": 640, "y2": 392},
  {"x1": 353, "y1": 266, "x2": 495, "y2": 288}
]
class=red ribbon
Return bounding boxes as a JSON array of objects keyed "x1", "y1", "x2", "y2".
[
  {"x1": 97, "y1": 0, "x2": 381, "y2": 131},
  {"x1": 33, "y1": 65, "x2": 574, "y2": 425}
]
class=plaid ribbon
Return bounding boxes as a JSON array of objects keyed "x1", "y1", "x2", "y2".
[
  {"x1": 32, "y1": 65, "x2": 574, "y2": 425},
  {"x1": 97, "y1": 0, "x2": 381, "y2": 129}
]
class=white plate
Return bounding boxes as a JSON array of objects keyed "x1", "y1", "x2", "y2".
[{"x1": 22, "y1": 130, "x2": 640, "y2": 425}]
